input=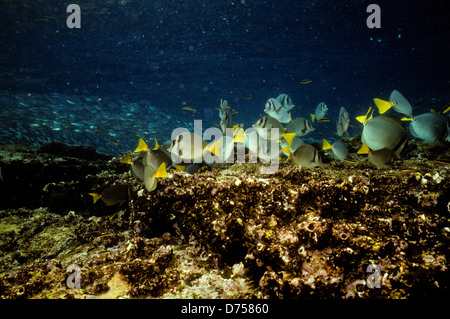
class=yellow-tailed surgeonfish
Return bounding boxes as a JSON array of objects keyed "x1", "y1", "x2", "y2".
[
  {"x1": 357, "y1": 143, "x2": 396, "y2": 168},
  {"x1": 253, "y1": 116, "x2": 296, "y2": 142},
  {"x1": 373, "y1": 90, "x2": 413, "y2": 118},
  {"x1": 219, "y1": 99, "x2": 233, "y2": 133},
  {"x1": 337, "y1": 107, "x2": 350, "y2": 136},
  {"x1": 286, "y1": 117, "x2": 315, "y2": 137},
  {"x1": 134, "y1": 138, "x2": 172, "y2": 173},
  {"x1": 264, "y1": 98, "x2": 291, "y2": 124},
  {"x1": 357, "y1": 109, "x2": 407, "y2": 156},
  {"x1": 402, "y1": 112, "x2": 448, "y2": 143},
  {"x1": 89, "y1": 184, "x2": 132, "y2": 206},
  {"x1": 322, "y1": 139, "x2": 348, "y2": 162},
  {"x1": 291, "y1": 144, "x2": 321, "y2": 169},
  {"x1": 311, "y1": 102, "x2": 328, "y2": 123},
  {"x1": 121, "y1": 152, "x2": 145, "y2": 181},
  {"x1": 280, "y1": 136, "x2": 304, "y2": 159},
  {"x1": 276, "y1": 94, "x2": 295, "y2": 112},
  {"x1": 143, "y1": 161, "x2": 168, "y2": 192}
]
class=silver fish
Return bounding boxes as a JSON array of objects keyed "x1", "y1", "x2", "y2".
[
  {"x1": 409, "y1": 112, "x2": 447, "y2": 143},
  {"x1": 292, "y1": 144, "x2": 321, "y2": 169},
  {"x1": 312, "y1": 102, "x2": 328, "y2": 123},
  {"x1": 264, "y1": 98, "x2": 291, "y2": 124},
  {"x1": 286, "y1": 117, "x2": 315, "y2": 137},
  {"x1": 276, "y1": 94, "x2": 295, "y2": 111},
  {"x1": 361, "y1": 114, "x2": 407, "y2": 156},
  {"x1": 219, "y1": 100, "x2": 232, "y2": 133},
  {"x1": 337, "y1": 107, "x2": 350, "y2": 136}
]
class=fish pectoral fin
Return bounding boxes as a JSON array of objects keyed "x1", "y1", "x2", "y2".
[
  {"x1": 89, "y1": 193, "x2": 101, "y2": 204},
  {"x1": 154, "y1": 162, "x2": 168, "y2": 178},
  {"x1": 373, "y1": 98, "x2": 392, "y2": 114},
  {"x1": 134, "y1": 138, "x2": 149, "y2": 152}
]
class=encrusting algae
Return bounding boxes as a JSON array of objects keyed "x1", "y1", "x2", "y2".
[{"x1": 0, "y1": 134, "x2": 449, "y2": 299}]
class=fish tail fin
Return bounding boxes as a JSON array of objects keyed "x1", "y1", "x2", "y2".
[
  {"x1": 89, "y1": 193, "x2": 101, "y2": 204},
  {"x1": 283, "y1": 133, "x2": 296, "y2": 147},
  {"x1": 322, "y1": 139, "x2": 332, "y2": 150},
  {"x1": 134, "y1": 138, "x2": 149, "y2": 152},
  {"x1": 205, "y1": 139, "x2": 222, "y2": 157},
  {"x1": 176, "y1": 165, "x2": 186, "y2": 171},
  {"x1": 154, "y1": 162, "x2": 168, "y2": 178},
  {"x1": 357, "y1": 143, "x2": 370, "y2": 155},
  {"x1": 154, "y1": 138, "x2": 160, "y2": 150},
  {"x1": 373, "y1": 98, "x2": 392, "y2": 114},
  {"x1": 310, "y1": 114, "x2": 315, "y2": 123},
  {"x1": 120, "y1": 153, "x2": 132, "y2": 164},
  {"x1": 233, "y1": 127, "x2": 246, "y2": 143}
]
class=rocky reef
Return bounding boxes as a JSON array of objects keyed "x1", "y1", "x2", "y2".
[{"x1": 0, "y1": 140, "x2": 449, "y2": 299}]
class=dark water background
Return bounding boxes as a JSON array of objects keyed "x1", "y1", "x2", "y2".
[{"x1": 1, "y1": 0, "x2": 449, "y2": 154}]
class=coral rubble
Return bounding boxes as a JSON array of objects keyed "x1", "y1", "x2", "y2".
[{"x1": 0, "y1": 141, "x2": 449, "y2": 299}]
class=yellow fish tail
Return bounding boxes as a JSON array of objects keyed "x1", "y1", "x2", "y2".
[
  {"x1": 373, "y1": 98, "x2": 393, "y2": 114},
  {"x1": 310, "y1": 114, "x2": 315, "y2": 123},
  {"x1": 134, "y1": 138, "x2": 149, "y2": 152},
  {"x1": 120, "y1": 153, "x2": 132, "y2": 164},
  {"x1": 154, "y1": 162, "x2": 168, "y2": 178},
  {"x1": 283, "y1": 133, "x2": 296, "y2": 147},
  {"x1": 204, "y1": 139, "x2": 222, "y2": 157},
  {"x1": 322, "y1": 139, "x2": 332, "y2": 150},
  {"x1": 357, "y1": 143, "x2": 370, "y2": 155},
  {"x1": 89, "y1": 193, "x2": 101, "y2": 204}
]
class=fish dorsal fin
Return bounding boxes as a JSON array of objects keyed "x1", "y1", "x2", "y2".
[
  {"x1": 134, "y1": 138, "x2": 149, "y2": 152},
  {"x1": 322, "y1": 139, "x2": 332, "y2": 150},
  {"x1": 154, "y1": 138, "x2": 160, "y2": 150},
  {"x1": 373, "y1": 98, "x2": 392, "y2": 114},
  {"x1": 89, "y1": 193, "x2": 101, "y2": 204},
  {"x1": 310, "y1": 114, "x2": 315, "y2": 123},
  {"x1": 120, "y1": 153, "x2": 132, "y2": 164},
  {"x1": 357, "y1": 143, "x2": 370, "y2": 155},
  {"x1": 154, "y1": 162, "x2": 168, "y2": 178}
]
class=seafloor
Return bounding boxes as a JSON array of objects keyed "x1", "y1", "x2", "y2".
[{"x1": 0, "y1": 138, "x2": 448, "y2": 299}]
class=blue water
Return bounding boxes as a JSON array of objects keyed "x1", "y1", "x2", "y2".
[{"x1": 1, "y1": 0, "x2": 449, "y2": 154}]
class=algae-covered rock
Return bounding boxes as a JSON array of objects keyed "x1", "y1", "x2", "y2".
[{"x1": 0, "y1": 142, "x2": 449, "y2": 299}]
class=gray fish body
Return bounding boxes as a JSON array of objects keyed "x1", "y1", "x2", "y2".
[
  {"x1": 314, "y1": 102, "x2": 328, "y2": 121},
  {"x1": 143, "y1": 148, "x2": 172, "y2": 171},
  {"x1": 276, "y1": 94, "x2": 295, "y2": 111},
  {"x1": 100, "y1": 184, "x2": 132, "y2": 206},
  {"x1": 292, "y1": 144, "x2": 321, "y2": 169},
  {"x1": 409, "y1": 113, "x2": 448, "y2": 143},
  {"x1": 368, "y1": 148, "x2": 396, "y2": 168},
  {"x1": 169, "y1": 132, "x2": 206, "y2": 162},
  {"x1": 264, "y1": 98, "x2": 291, "y2": 124},
  {"x1": 219, "y1": 100, "x2": 233, "y2": 133},
  {"x1": 143, "y1": 165, "x2": 157, "y2": 192},
  {"x1": 362, "y1": 115, "x2": 407, "y2": 155},
  {"x1": 286, "y1": 117, "x2": 315, "y2": 137},
  {"x1": 253, "y1": 116, "x2": 284, "y2": 141},
  {"x1": 331, "y1": 140, "x2": 348, "y2": 161},
  {"x1": 337, "y1": 107, "x2": 350, "y2": 136},
  {"x1": 390, "y1": 90, "x2": 413, "y2": 118}
]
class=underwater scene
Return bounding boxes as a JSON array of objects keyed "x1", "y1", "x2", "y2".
[{"x1": 0, "y1": 0, "x2": 449, "y2": 301}]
